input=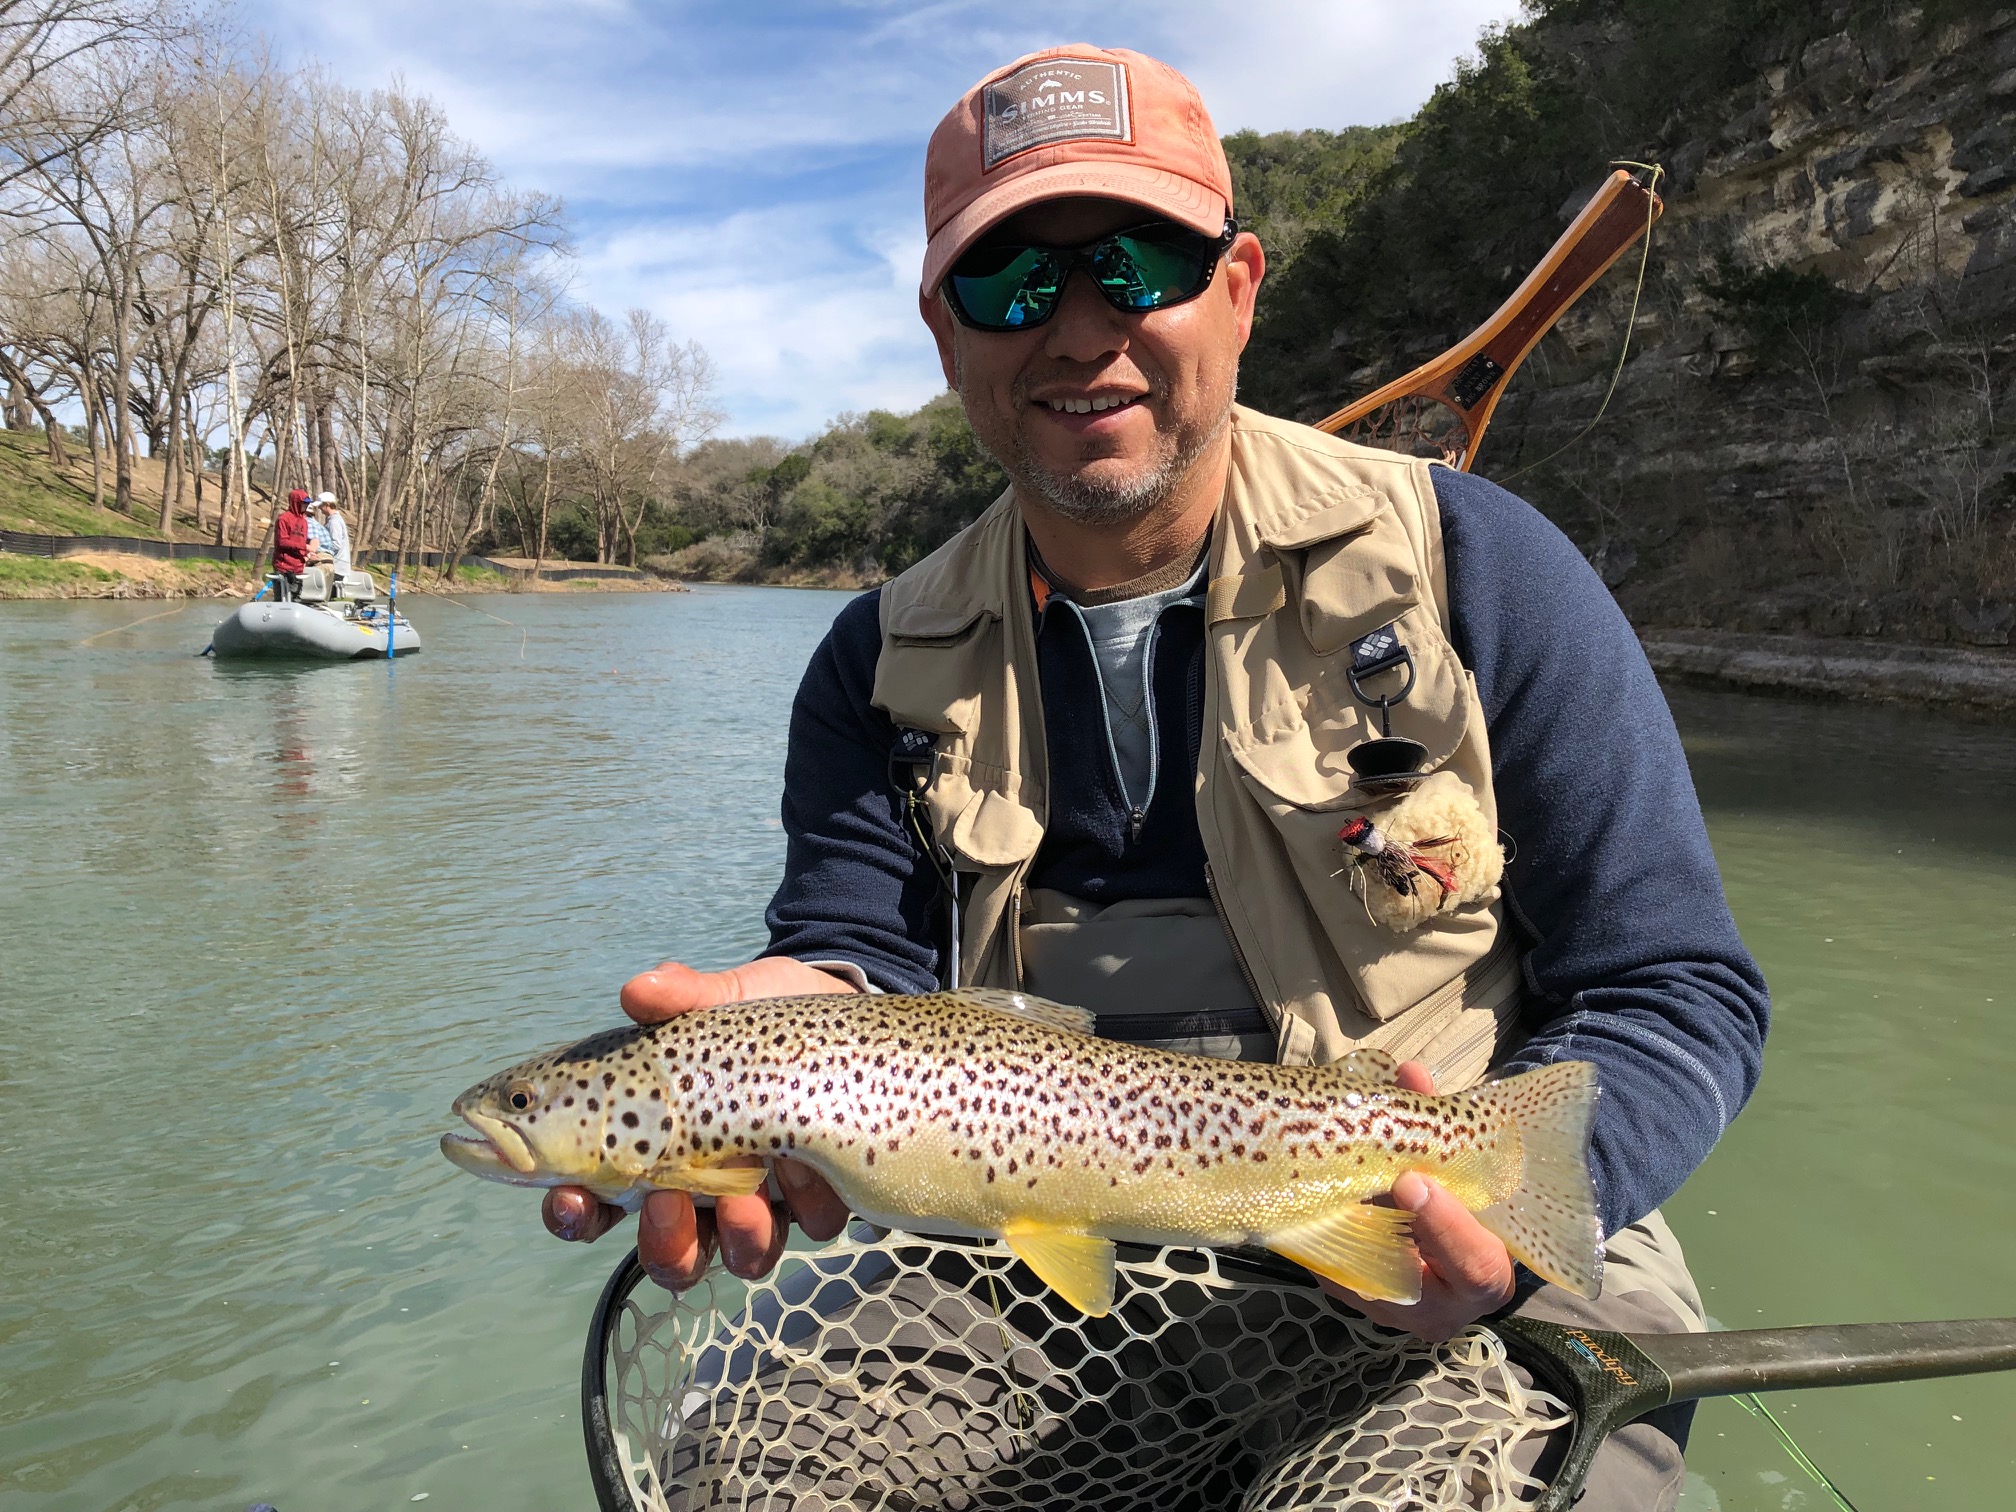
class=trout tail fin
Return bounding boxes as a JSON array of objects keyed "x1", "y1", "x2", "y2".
[{"x1": 1466, "y1": 1060, "x2": 1604, "y2": 1299}]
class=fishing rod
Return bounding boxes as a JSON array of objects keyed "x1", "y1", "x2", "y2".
[{"x1": 1496, "y1": 1313, "x2": 2016, "y2": 1511}]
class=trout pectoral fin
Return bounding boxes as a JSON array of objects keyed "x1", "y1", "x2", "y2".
[
  {"x1": 1267, "y1": 1202, "x2": 1421, "y2": 1304},
  {"x1": 646, "y1": 1160, "x2": 769, "y2": 1198},
  {"x1": 1002, "y1": 1226, "x2": 1116, "y2": 1317}
]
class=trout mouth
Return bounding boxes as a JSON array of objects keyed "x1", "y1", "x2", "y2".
[{"x1": 442, "y1": 1106, "x2": 539, "y2": 1179}]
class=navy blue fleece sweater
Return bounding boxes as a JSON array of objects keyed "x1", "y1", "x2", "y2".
[{"x1": 761, "y1": 467, "x2": 1769, "y2": 1238}]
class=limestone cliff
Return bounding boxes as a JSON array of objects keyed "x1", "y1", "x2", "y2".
[{"x1": 1246, "y1": 2, "x2": 2016, "y2": 649}]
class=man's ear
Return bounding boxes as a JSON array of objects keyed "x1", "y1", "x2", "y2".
[
  {"x1": 1224, "y1": 232, "x2": 1267, "y2": 351},
  {"x1": 919, "y1": 288, "x2": 959, "y2": 389}
]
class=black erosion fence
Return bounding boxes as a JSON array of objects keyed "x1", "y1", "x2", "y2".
[{"x1": 0, "y1": 528, "x2": 645, "y2": 582}]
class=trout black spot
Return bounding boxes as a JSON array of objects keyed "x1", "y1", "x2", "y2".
[
  {"x1": 604, "y1": 1134, "x2": 618, "y2": 1149},
  {"x1": 602, "y1": 1073, "x2": 616, "y2": 1089},
  {"x1": 586, "y1": 1097, "x2": 599, "y2": 1112},
  {"x1": 622, "y1": 1111, "x2": 639, "y2": 1128},
  {"x1": 562, "y1": 1095, "x2": 575, "y2": 1107},
  {"x1": 635, "y1": 1140, "x2": 650, "y2": 1155},
  {"x1": 661, "y1": 1117, "x2": 673, "y2": 1131}
]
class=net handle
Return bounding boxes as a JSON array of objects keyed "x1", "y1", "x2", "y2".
[{"x1": 583, "y1": 1250, "x2": 653, "y2": 1512}]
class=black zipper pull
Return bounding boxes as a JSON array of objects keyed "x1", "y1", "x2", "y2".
[{"x1": 1129, "y1": 806, "x2": 1146, "y2": 843}]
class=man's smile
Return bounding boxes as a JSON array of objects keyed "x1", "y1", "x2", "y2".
[{"x1": 1038, "y1": 393, "x2": 1144, "y2": 415}]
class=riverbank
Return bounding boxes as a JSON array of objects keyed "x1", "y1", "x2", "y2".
[
  {"x1": 0, "y1": 550, "x2": 686, "y2": 600},
  {"x1": 1642, "y1": 628, "x2": 2016, "y2": 716}
]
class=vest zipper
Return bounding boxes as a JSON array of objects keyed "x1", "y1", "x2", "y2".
[
  {"x1": 1205, "y1": 861, "x2": 1276, "y2": 1032},
  {"x1": 1009, "y1": 880, "x2": 1026, "y2": 987}
]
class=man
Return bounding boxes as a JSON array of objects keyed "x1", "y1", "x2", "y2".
[
  {"x1": 270, "y1": 489, "x2": 312, "y2": 600},
  {"x1": 305, "y1": 501, "x2": 335, "y2": 568},
  {"x1": 542, "y1": 46, "x2": 1767, "y2": 1508},
  {"x1": 314, "y1": 492, "x2": 351, "y2": 575}
]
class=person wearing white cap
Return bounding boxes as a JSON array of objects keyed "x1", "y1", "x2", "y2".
[{"x1": 313, "y1": 493, "x2": 351, "y2": 574}]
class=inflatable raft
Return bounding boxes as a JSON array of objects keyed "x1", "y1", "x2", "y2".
[{"x1": 209, "y1": 568, "x2": 420, "y2": 660}]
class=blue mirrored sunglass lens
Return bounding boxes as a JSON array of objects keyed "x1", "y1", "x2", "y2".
[
  {"x1": 1092, "y1": 237, "x2": 1210, "y2": 308},
  {"x1": 949, "y1": 247, "x2": 1063, "y2": 328}
]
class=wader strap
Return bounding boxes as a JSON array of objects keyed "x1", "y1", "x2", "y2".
[{"x1": 890, "y1": 727, "x2": 961, "y2": 990}]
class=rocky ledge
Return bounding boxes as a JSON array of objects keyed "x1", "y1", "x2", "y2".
[{"x1": 1641, "y1": 627, "x2": 2016, "y2": 714}]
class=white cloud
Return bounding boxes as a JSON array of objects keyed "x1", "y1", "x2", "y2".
[
  {"x1": 248, "y1": 0, "x2": 1526, "y2": 436},
  {"x1": 571, "y1": 197, "x2": 945, "y2": 440}
]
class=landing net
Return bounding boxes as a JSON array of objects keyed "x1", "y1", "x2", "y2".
[{"x1": 587, "y1": 1226, "x2": 1572, "y2": 1512}]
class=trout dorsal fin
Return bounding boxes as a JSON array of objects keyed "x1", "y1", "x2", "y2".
[
  {"x1": 1337, "y1": 1048, "x2": 1402, "y2": 1082},
  {"x1": 1002, "y1": 1225, "x2": 1116, "y2": 1317},
  {"x1": 954, "y1": 988, "x2": 1096, "y2": 1035}
]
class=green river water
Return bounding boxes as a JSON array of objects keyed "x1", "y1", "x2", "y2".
[{"x1": 1, "y1": 587, "x2": 2011, "y2": 1512}]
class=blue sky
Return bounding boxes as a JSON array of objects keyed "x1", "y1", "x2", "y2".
[{"x1": 254, "y1": 1, "x2": 1525, "y2": 440}]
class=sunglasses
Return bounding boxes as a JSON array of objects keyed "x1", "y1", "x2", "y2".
[{"x1": 944, "y1": 218, "x2": 1239, "y2": 332}]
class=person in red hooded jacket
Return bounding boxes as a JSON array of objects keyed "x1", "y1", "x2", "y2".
[{"x1": 271, "y1": 489, "x2": 311, "y2": 600}]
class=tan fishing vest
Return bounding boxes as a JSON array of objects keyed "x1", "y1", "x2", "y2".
[{"x1": 871, "y1": 406, "x2": 1525, "y2": 1088}]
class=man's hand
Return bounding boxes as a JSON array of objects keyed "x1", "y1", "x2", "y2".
[
  {"x1": 1319, "y1": 1061, "x2": 1517, "y2": 1341},
  {"x1": 541, "y1": 957, "x2": 855, "y2": 1290}
]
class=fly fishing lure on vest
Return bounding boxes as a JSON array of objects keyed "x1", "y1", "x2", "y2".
[{"x1": 1333, "y1": 771, "x2": 1506, "y2": 932}]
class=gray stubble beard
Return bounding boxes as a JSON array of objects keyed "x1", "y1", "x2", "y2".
[{"x1": 954, "y1": 349, "x2": 1236, "y2": 526}]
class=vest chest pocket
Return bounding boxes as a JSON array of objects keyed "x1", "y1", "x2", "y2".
[
  {"x1": 918, "y1": 751, "x2": 1044, "y2": 871},
  {"x1": 1221, "y1": 646, "x2": 1501, "y2": 1025}
]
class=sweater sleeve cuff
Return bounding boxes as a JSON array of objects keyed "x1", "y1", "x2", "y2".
[{"x1": 794, "y1": 958, "x2": 885, "y2": 994}]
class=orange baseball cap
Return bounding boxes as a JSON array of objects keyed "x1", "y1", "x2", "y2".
[{"x1": 921, "y1": 45, "x2": 1234, "y2": 297}]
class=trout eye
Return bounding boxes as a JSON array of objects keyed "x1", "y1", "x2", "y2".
[{"x1": 505, "y1": 1081, "x2": 538, "y2": 1112}]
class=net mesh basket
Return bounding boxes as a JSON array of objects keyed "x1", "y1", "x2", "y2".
[{"x1": 586, "y1": 1225, "x2": 1571, "y2": 1512}]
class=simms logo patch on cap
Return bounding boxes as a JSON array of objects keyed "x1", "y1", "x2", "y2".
[{"x1": 981, "y1": 58, "x2": 1130, "y2": 169}]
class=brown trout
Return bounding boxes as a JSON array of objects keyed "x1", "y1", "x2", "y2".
[{"x1": 442, "y1": 989, "x2": 1602, "y2": 1315}]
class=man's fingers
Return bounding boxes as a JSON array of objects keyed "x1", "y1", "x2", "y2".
[
  {"x1": 543, "y1": 1186, "x2": 626, "y2": 1244},
  {"x1": 776, "y1": 1157, "x2": 850, "y2": 1241},
  {"x1": 1392, "y1": 1173, "x2": 1516, "y2": 1303},
  {"x1": 619, "y1": 958, "x2": 861, "y2": 1025},
  {"x1": 639, "y1": 1190, "x2": 714, "y2": 1289},
  {"x1": 1393, "y1": 1060, "x2": 1436, "y2": 1095},
  {"x1": 714, "y1": 1189, "x2": 784, "y2": 1279}
]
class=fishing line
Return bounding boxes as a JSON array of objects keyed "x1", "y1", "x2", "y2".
[
  {"x1": 1500, "y1": 161, "x2": 1664, "y2": 486},
  {"x1": 78, "y1": 602, "x2": 191, "y2": 645},
  {"x1": 1736, "y1": 1392, "x2": 1863, "y2": 1512},
  {"x1": 414, "y1": 587, "x2": 529, "y2": 659}
]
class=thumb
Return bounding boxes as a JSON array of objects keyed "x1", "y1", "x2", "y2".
[
  {"x1": 619, "y1": 961, "x2": 744, "y2": 1023},
  {"x1": 619, "y1": 957, "x2": 860, "y2": 1024}
]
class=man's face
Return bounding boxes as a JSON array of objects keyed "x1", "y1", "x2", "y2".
[{"x1": 923, "y1": 197, "x2": 1264, "y2": 523}]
